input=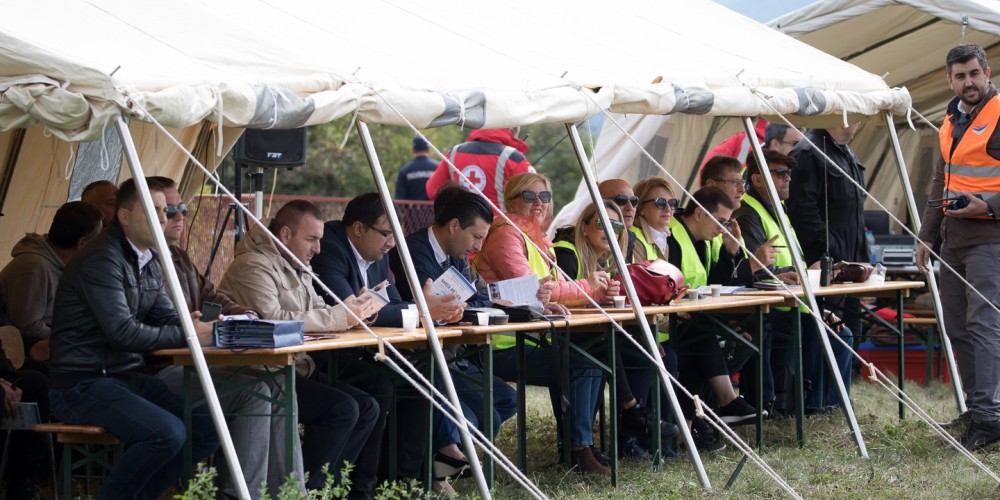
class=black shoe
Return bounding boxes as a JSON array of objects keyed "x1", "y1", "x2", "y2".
[
  {"x1": 619, "y1": 436, "x2": 653, "y2": 461},
  {"x1": 590, "y1": 445, "x2": 611, "y2": 467},
  {"x1": 717, "y1": 397, "x2": 762, "y2": 425},
  {"x1": 941, "y1": 410, "x2": 972, "y2": 430},
  {"x1": 620, "y1": 403, "x2": 680, "y2": 439},
  {"x1": 432, "y1": 452, "x2": 470, "y2": 480},
  {"x1": 688, "y1": 419, "x2": 725, "y2": 453},
  {"x1": 960, "y1": 419, "x2": 1000, "y2": 451}
]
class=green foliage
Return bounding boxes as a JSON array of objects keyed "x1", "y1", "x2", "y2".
[{"x1": 175, "y1": 463, "x2": 218, "y2": 499}]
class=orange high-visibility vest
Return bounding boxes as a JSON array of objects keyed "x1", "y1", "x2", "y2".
[{"x1": 940, "y1": 95, "x2": 1000, "y2": 219}]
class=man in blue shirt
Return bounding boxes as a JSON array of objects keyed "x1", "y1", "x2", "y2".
[{"x1": 395, "y1": 136, "x2": 438, "y2": 201}]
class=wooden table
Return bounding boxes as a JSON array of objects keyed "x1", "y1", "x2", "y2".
[{"x1": 153, "y1": 326, "x2": 462, "y2": 478}]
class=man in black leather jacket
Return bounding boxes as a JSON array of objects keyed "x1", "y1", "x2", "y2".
[{"x1": 48, "y1": 178, "x2": 219, "y2": 500}]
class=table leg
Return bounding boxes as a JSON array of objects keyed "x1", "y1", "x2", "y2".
[
  {"x1": 897, "y1": 290, "x2": 906, "y2": 420},
  {"x1": 183, "y1": 365, "x2": 193, "y2": 481},
  {"x1": 483, "y1": 339, "x2": 495, "y2": 487},
  {"x1": 283, "y1": 366, "x2": 296, "y2": 475},
  {"x1": 793, "y1": 310, "x2": 804, "y2": 448},
  {"x1": 608, "y1": 323, "x2": 618, "y2": 487},
  {"x1": 516, "y1": 333, "x2": 527, "y2": 472},
  {"x1": 755, "y1": 306, "x2": 764, "y2": 451}
]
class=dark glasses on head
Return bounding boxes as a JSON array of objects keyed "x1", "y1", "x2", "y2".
[
  {"x1": 595, "y1": 218, "x2": 626, "y2": 236},
  {"x1": 166, "y1": 203, "x2": 188, "y2": 220},
  {"x1": 610, "y1": 195, "x2": 640, "y2": 208},
  {"x1": 520, "y1": 190, "x2": 552, "y2": 204},
  {"x1": 643, "y1": 197, "x2": 679, "y2": 210}
]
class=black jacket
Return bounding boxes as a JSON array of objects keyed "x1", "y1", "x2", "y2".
[
  {"x1": 387, "y1": 227, "x2": 492, "y2": 308},
  {"x1": 787, "y1": 129, "x2": 869, "y2": 264},
  {"x1": 49, "y1": 222, "x2": 183, "y2": 388},
  {"x1": 311, "y1": 220, "x2": 407, "y2": 327}
]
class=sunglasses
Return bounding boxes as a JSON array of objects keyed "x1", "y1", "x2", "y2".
[
  {"x1": 770, "y1": 168, "x2": 793, "y2": 178},
  {"x1": 643, "y1": 197, "x2": 679, "y2": 210},
  {"x1": 610, "y1": 194, "x2": 640, "y2": 208},
  {"x1": 166, "y1": 203, "x2": 188, "y2": 220},
  {"x1": 595, "y1": 218, "x2": 626, "y2": 236},
  {"x1": 714, "y1": 216, "x2": 734, "y2": 230},
  {"x1": 520, "y1": 190, "x2": 552, "y2": 204}
]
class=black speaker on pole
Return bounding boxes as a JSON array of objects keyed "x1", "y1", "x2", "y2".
[{"x1": 235, "y1": 127, "x2": 308, "y2": 167}]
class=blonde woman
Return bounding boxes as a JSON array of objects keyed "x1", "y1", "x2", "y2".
[{"x1": 631, "y1": 177, "x2": 679, "y2": 262}]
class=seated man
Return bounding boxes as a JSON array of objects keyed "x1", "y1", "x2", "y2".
[
  {"x1": 667, "y1": 186, "x2": 764, "y2": 430},
  {"x1": 80, "y1": 179, "x2": 118, "y2": 228},
  {"x1": 0, "y1": 201, "x2": 103, "y2": 367},
  {"x1": 48, "y1": 179, "x2": 219, "y2": 499},
  {"x1": 218, "y1": 200, "x2": 378, "y2": 491},
  {"x1": 311, "y1": 192, "x2": 462, "y2": 495},
  {"x1": 388, "y1": 186, "x2": 517, "y2": 489},
  {"x1": 0, "y1": 337, "x2": 49, "y2": 498}
]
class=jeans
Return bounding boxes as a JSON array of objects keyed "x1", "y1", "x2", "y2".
[
  {"x1": 49, "y1": 374, "x2": 219, "y2": 500},
  {"x1": 493, "y1": 344, "x2": 602, "y2": 447},
  {"x1": 432, "y1": 363, "x2": 518, "y2": 451}
]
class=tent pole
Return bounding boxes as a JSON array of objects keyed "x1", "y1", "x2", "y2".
[
  {"x1": 354, "y1": 121, "x2": 491, "y2": 500},
  {"x1": 882, "y1": 111, "x2": 965, "y2": 412},
  {"x1": 742, "y1": 117, "x2": 869, "y2": 458},
  {"x1": 114, "y1": 119, "x2": 250, "y2": 498},
  {"x1": 565, "y1": 124, "x2": 712, "y2": 488}
]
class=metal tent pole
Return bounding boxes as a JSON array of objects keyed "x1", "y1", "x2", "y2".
[
  {"x1": 114, "y1": 119, "x2": 250, "y2": 499},
  {"x1": 742, "y1": 117, "x2": 869, "y2": 458},
  {"x1": 883, "y1": 111, "x2": 965, "y2": 412},
  {"x1": 354, "y1": 121, "x2": 491, "y2": 499},
  {"x1": 565, "y1": 124, "x2": 712, "y2": 488}
]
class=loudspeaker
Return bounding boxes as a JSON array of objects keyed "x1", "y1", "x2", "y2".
[{"x1": 235, "y1": 128, "x2": 307, "y2": 167}]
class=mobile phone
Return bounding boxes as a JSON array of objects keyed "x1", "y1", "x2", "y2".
[{"x1": 200, "y1": 301, "x2": 222, "y2": 321}]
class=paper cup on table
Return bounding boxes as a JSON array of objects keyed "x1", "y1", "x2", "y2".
[
  {"x1": 687, "y1": 289, "x2": 700, "y2": 301},
  {"x1": 807, "y1": 269, "x2": 821, "y2": 289},
  {"x1": 710, "y1": 284, "x2": 722, "y2": 298},
  {"x1": 476, "y1": 312, "x2": 491, "y2": 326},
  {"x1": 613, "y1": 296, "x2": 626, "y2": 309},
  {"x1": 401, "y1": 309, "x2": 418, "y2": 332}
]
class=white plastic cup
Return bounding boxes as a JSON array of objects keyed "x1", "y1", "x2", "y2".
[
  {"x1": 476, "y1": 312, "x2": 491, "y2": 326},
  {"x1": 687, "y1": 289, "x2": 700, "y2": 301},
  {"x1": 710, "y1": 284, "x2": 722, "y2": 298},
  {"x1": 807, "y1": 269, "x2": 821, "y2": 289},
  {"x1": 613, "y1": 296, "x2": 626, "y2": 309},
  {"x1": 401, "y1": 309, "x2": 418, "y2": 332}
]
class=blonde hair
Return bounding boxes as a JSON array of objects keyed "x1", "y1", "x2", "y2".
[
  {"x1": 574, "y1": 200, "x2": 629, "y2": 278},
  {"x1": 632, "y1": 176, "x2": 675, "y2": 225},
  {"x1": 502, "y1": 172, "x2": 552, "y2": 211}
]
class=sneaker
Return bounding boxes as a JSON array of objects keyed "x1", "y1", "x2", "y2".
[
  {"x1": 590, "y1": 445, "x2": 611, "y2": 467},
  {"x1": 940, "y1": 410, "x2": 972, "y2": 430},
  {"x1": 960, "y1": 419, "x2": 1000, "y2": 451},
  {"x1": 620, "y1": 403, "x2": 680, "y2": 439},
  {"x1": 619, "y1": 436, "x2": 653, "y2": 461},
  {"x1": 717, "y1": 397, "x2": 762, "y2": 425},
  {"x1": 571, "y1": 447, "x2": 611, "y2": 475}
]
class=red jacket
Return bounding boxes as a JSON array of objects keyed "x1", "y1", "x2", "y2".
[
  {"x1": 425, "y1": 129, "x2": 534, "y2": 212},
  {"x1": 699, "y1": 118, "x2": 768, "y2": 171}
]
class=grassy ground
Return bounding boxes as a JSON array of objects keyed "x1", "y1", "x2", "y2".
[{"x1": 449, "y1": 378, "x2": 1000, "y2": 499}]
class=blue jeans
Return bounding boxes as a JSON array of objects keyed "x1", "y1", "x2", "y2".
[
  {"x1": 801, "y1": 316, "x2": 853, "y2": 409},
  {"x1": 432, "y1": 363, "x2": 518, "y2": 451},
  {"x1": 493, "y1": 344, "x2": 602, "y2": 447},
  {"x1": 49, "y1": 375, "x2": 219, "y2": 500}
]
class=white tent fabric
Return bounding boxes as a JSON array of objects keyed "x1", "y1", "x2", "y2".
[{"x1": 0, "y1": 0, "x2": 911, "y2": 259}]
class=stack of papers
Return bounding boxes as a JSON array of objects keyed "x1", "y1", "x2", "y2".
[{"x1": 214, "y1": 319, "x2": 305, "y2": 348}]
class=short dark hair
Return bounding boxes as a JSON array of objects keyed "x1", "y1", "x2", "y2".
[
  {"x1": 114, "y1": 178, "x2": 166, "y2": 221},
  {"x1": 947, "y1": 44, "x2": 988, "y2": 74},
  {"x1": 48, "y1": 201, "x2": 103, "y2": 249},
  {"x1": 435, "y1": 189, "x2": 494, "y2": 228},
  {"x1": 268, "y1": 200, "x2": 324, "y2": 234},
  {"x1": 146, "y1": 176, "x2": 176, "y2": 190},
  {"x1": 343, "y1": 192, "x2": 387, "y2": 227},
  {"x1": 700, "y1": 155, "x2": 743, "y2": 185},
  {"x1": 763, "y1": 123, "x2": 792, "y2": 149},
  {"x1": 690, "y1": 185, "x2": 734, "y2": 215},
  {"x1": 745, "y1": 150, "x2": 797, "y2": 178},
  {"x1": 81, "y1": 180, "x2": 116, "y2": 203}
]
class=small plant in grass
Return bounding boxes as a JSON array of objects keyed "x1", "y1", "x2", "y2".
[{"x1": 175, "y1": 463, "x2": 218, "y2": 499}]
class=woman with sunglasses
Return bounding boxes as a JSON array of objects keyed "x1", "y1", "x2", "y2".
[
  {"x1": 631, "y1": 177, "x2": 679, "y2": 263},
  {"x1": 474, "y1": 172, "x2": 613, "y2": 474}
]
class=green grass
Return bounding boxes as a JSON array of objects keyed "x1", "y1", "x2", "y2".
[{"x1": 448, "y1": 378, "x2": 1000, "y2": 499}]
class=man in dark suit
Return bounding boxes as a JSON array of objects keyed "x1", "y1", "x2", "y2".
[{"x1": 311, "y1": 192, "x2": 462, "y2": 497}]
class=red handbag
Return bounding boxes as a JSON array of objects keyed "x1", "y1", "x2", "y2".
[{"x1": 626, "y1": 260, "x2": 689, "y2": 305}]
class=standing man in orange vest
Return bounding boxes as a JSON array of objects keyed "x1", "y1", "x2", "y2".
[{"x1": 917, "y1": 44, "x2": 1000, "y2": 451}]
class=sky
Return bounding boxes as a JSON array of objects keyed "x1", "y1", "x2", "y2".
[{"x1": 712, "y1": 0, "x2": 816, "y2": 23}]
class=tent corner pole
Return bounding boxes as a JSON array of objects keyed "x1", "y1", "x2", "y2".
[{"x1": 114, "y1": 119, "x2": 250, "y2": 499}]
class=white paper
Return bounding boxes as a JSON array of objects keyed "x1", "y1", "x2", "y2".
[
  {"x1": 487, "y1": 275, "x2": 541, "y2": 307},
  {"x1": 432, "y1": 267, "x2": 476, "y2": 303},
  {"x1": 2, "y1": 402, "x2": 40, "y2": 430},
  {"x1": 694, "y1": 285, "x2": 745, "y2": 295}
]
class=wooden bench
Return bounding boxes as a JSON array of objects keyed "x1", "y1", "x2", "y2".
[{"x1": 34, "y1": 423, "x2": 122, "y2": 500}]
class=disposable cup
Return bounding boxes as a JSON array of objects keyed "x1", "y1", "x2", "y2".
[
  {"x1": 401, "y1": 309, "x2": 418, "y2": 332},
  {"x1": 687, "y1": 289, "x2": 700, "y2": 301},
  {"x1": 710, "y1": 284, "x2": 722, "y2": 298},
  {"x1": 613, "y1": 296, "x2": 626, "y2": 309},
  {"x1": 476, "y1": 312, "x2": 491, "y2": 326},
  {"x1": 807, "y1": 269, "x2": 821, "y2": 289}
]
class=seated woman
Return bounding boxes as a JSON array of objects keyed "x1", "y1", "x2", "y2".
[
  {"x1": 630, "y1": 177, "x2": 679, "y2": 262},
  {"x1": 473, "y1": 172, "x2": 611, "y2": 474}
]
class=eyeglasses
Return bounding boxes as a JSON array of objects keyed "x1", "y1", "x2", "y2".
[
  {"x1": 779, "y1": 139, "x2": 800, "y2": 147},
  {"x1": 770, "y1": 168, "x2": 793, "y2": 179},
  {"x1": 642, "y1": 197, "x2": 679, "y2": 210},
  {"x1": 714, "y1": 216, "x2": 734, "y2": 230},
  {"x1": 713, "y1": 178, "x2": 746, "y2": 191},
  {"x1": 520, "y1": 190, "x2": 552, "y2": 204},
  {"x1": 609, "y1": 194, "x2": 640, "y2": 208},
  {"x1": 364, "y1": 222, "x2": 394, "y2": 241},
  {"x1": 595, "y1": 218, "x2": 626, "y2": 236},
  {"x1": 166, "y1": 203, "x2": 188, "y2": 220}
]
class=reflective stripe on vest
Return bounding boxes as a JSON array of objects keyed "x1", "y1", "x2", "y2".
[
  {"x1": 742, "y1": 194, "x2": 805, "y2": 312},
  {"x1": 449, "y1": 142, "x2": 517, "y2": 212},
  {"x1": 940, "y1": 95, "x2": 1000, "y2": 219},
  {"x1": 551, "y1": 240, "x2": 583, "y2": 279},
  {"x1": 668, "y1": 218, "x2": 709, "y2": 289},
  {"x1": 630, "y1": 226, "x2": 656, "y2": 263}
]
